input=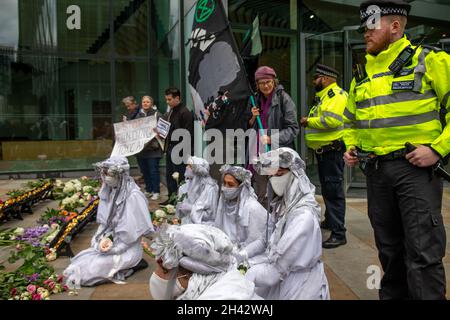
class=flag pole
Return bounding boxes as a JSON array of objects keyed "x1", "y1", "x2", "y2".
[{"x1": 250, "y1": 95, "x2": 270, "y2": 153}]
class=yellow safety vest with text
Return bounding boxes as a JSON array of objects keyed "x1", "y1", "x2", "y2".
[
  {"x1": 305, "y1": 83, "x2": 348, "y2": 150},
  {"x1": 343, "y1": 36, "x2": 450, "y2": 158}
]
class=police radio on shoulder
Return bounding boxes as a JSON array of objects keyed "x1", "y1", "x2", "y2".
[{"x1": 388, "y1": 27, "x2": 434, "y2": 75}]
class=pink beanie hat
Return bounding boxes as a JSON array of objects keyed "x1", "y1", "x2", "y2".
[{"x1": 255, "y1": 66, "x2": 277, "y2": 81}]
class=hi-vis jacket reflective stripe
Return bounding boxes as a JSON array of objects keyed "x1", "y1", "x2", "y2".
[
  {"x1": 343, "y1": 36, "x2": 450, "y2": 157},
  {"x1": 305, "y1": 83, "x2": 349, "y2": 150}
]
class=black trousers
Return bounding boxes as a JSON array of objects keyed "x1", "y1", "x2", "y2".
[
  {"x1": 317, "y1": 148, "x2": 346, "y2": 240},
  {"x1": 165, "y1": 146, "x2": 186, "y2": 197},
  {"x1": 365, "y1": 158, "x2": 446, "y2": 300}
]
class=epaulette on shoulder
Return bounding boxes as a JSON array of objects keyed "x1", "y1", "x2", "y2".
[
  {"x1": 328, "y1": 89, "x2": 335, "y2": 98},
  {"x1": 422, "y1": 44, "x2": 442, "y2": 52}
]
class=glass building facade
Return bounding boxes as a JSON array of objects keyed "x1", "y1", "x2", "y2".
[{"x1": 1, "y1": 0, "x2": 449, "y2": 185}]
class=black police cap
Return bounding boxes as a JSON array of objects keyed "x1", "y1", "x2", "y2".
[
  {"x1": 358, "y1": 0, "x2": 411, "y2": 33},
  {"x1": 360, "y1": 0, "x2": 411, "y2": 22},
  {"x1": 315, "y1": 64, "x2": 339, "y2": 79}
]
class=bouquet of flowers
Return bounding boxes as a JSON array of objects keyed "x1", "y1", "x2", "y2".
[
  {"x1": 0, "y1": 239, "x2": 68, "y2": 300},
  {"x1": 150, "y1": 205, "x2": 180, "y2": 231}
]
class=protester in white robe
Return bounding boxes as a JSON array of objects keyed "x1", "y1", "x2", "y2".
[
  {"x1": 149, "y1": 224, "x2": 261, "y2": 300},
  {"x1": 214, "y1": 165, "x2": 267, "y2": 248},
  {"x1": 63, "y1": 156, "x2": 154, "y2": 288},
  {"x1": 176, "y1": 156, "x2": 219, "y2": 225},
  {"x1": 237, "y1": 148, "x2": 330, "y2": 300}
]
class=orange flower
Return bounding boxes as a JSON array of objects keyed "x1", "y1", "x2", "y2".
[{"x1": 68, "y1": 212, "x2": 77, "y2": 219}]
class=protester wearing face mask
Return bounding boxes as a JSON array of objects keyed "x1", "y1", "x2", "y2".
[
  {"x1": 214, "y1": 165, "x2": 267, "y2": 249},
  {"x1": 149, "y1": 224, "x2": 261, "y2": 300},
  {"x1": 236, "y1": 148, "x2": 330, "y2": 300},
  {"x1": 175, "y1": 156, "x2": 219, "y2": 225},
  {"x1": 63, "y1": 156, "x2": 154, "y2": 288}
]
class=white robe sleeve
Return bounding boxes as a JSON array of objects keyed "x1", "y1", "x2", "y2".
[
  {"x1": 115, "y1": 191, "x2": 154, "y2": 245},
  {"x1": 190, "y1": 184, "x2": 219, "y2": 224},
  {"x1": 245, "y1": 263, "x2": 281, "y2": 287},
  {"x1": 243, "y1": 238, "x2": 266, "y2": 259},
  {"x1": 268, "y1": 208, "x2": 322, "y2": 278},
  {"x1": 243, "y1": 199, "x2": 268, "y2": 246}
]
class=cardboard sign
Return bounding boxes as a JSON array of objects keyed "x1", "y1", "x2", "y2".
[
  {"x1": 111, "y1": 116, "x2": 158, "y2": 157},
  {"x1": 157, "y1": 118, "x2": 171, "y2": 139}
]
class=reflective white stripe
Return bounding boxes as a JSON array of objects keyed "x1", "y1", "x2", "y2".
[
  {"x1": 356, "y1": 90, "x2": 436, "y2": 109},
  {"x1": 344, "y1": 123, "x2": 355, "y2": 129},
  {"x1": 413, "y1": 48, "x2": 431, "y2": 92},
  {"x1": 355, "y1": 110, "x2": 439, "y2": 129},
  {"x1": 306, "y1": 126, "x2": 344, "y2": 134},
  {"x1": 323, "y1": 111, "x2": 343, "y2": 122},
  {"x1": 320, "y1": 116, "x2": 329, "y2": 128},
  {"x1": 343, "y1": 108, "x2": 355, "y2": 121}
]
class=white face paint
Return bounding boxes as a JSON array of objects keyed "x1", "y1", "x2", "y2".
[
  {"x1": 104, "y1": 175, "x2": 119, "y2": 188},
  {"x1": 269, "y1": 172, "x2": 292, "y2": 197},
  {"x1": 149, "y1": 272, "x2": 185, "y2": 300}
]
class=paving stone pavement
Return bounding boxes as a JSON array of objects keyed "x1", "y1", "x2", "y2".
[{"x1": 1, "y1": 178, "x2": 449, "y2": 300}]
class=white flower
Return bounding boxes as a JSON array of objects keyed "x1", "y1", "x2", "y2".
[
  {"x1": 61, "y1": 198, "x2": 71, "y2": 206},
  {"x1": 71, "y1": 194, "x2": 79, "y2": 201},
  {"x1": 172, "y1": 172, "x2": 180, "y2": 181},
  {"x1": 37, "y1": 288, "x2": 50, "y2": 299},
  {"x1": 82, "y1": 186, "x2": 93, "y2": 193},
  {"x1": 55, "y1": 180, "x2": 63, "y2": 187},
  {"x1": 165, "y1": 205, "x2": 176, "y2": 215},
  {"x1": 63, "y1": 185, "x2": 74, "y2": 193},
  {"x1": 46, "y1": 252, "x2": 57, "y2": 262},
  {"x1": 86, "y1": 194, "x2": 93, "y2": 201},
  {"x1": 79, "y1": 199, "x2": 85, "y2": 206},
  {"x1": 50, "y1": 223, "x2": 59, "y2": 230},
  {"x1": 99, "y1": 237, "x2": 113, "y2": 252},
  {"x1": 154, "y1": 209, "x2": 167, "y2": 218},
  {"x1": 13, "y1": 227, "x2": 24, "y2": 236}
]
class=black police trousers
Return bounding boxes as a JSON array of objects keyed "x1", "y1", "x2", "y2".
[
  {"x1": 316, "y1": 147, "x2": 346, "y2": 240},
  {"x1": 365, "y1": 158, "x2": 446, "y2": 299}
]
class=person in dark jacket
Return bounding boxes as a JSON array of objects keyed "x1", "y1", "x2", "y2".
[
  {"x1": 160, "y1": 87, "x2": 194, "y2": 205},
  {"x1": 122, "y1": 96, "x2": 140, "y2": 121},
  {"x1": 136, "y1": 96, "x2": 163, "y2": 201},
  {"x1": 246, "y1": 66, "x2": 300, "y2": 206}
]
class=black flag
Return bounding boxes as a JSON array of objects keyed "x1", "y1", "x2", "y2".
[
  {"x1": 187, "y1": 0, "x2": 251, "y2": 130},
  {"x1": 241, "y1": 15, "x2": 263, "y2": 92}
]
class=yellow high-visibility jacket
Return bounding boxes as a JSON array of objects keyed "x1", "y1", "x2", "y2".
[
  {"x1": 343, "y1": 36, "x2": 450, "y2": 158},
  {"x1": 305, "y1": 83, "x2": 348, "y2": 150}
]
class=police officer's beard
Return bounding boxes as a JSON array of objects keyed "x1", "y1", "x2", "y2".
[{"x1": 315, "y1": 79, "x2": 324, "y2": 92}]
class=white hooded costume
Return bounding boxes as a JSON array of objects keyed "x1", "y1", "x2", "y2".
[
  {"x1": 214, "y1": 165, "x2": 267, "y2": 248},
  {"x1": 63, "y1": 156, "x2": 154, "y2": 287},
  {"x1": 240, "y1": 148, "x2": 330, "y2": 300},
  {"x1": 149, "y1": 224, "x2": 261, "y2": 300},
  {"x1": 176, "y1": 156, "x2": 219, "y2": 225}
]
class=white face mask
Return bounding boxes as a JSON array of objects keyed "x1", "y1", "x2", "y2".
[
  {"x1": 149, "y1": 272, "x2": 185, "y2": 300},
  {"x1": 269, "y1": 172, "x2": 292, "y2": 197},
  {"x1": 104, "y1": 175, "x2": 119, "y2": 188},
  {"x1": 222, "y1": 186, "x2": 240, "y2": 201},
  {"x1": 185, "y1": 167, "x2": 194, "y2": 179}
]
